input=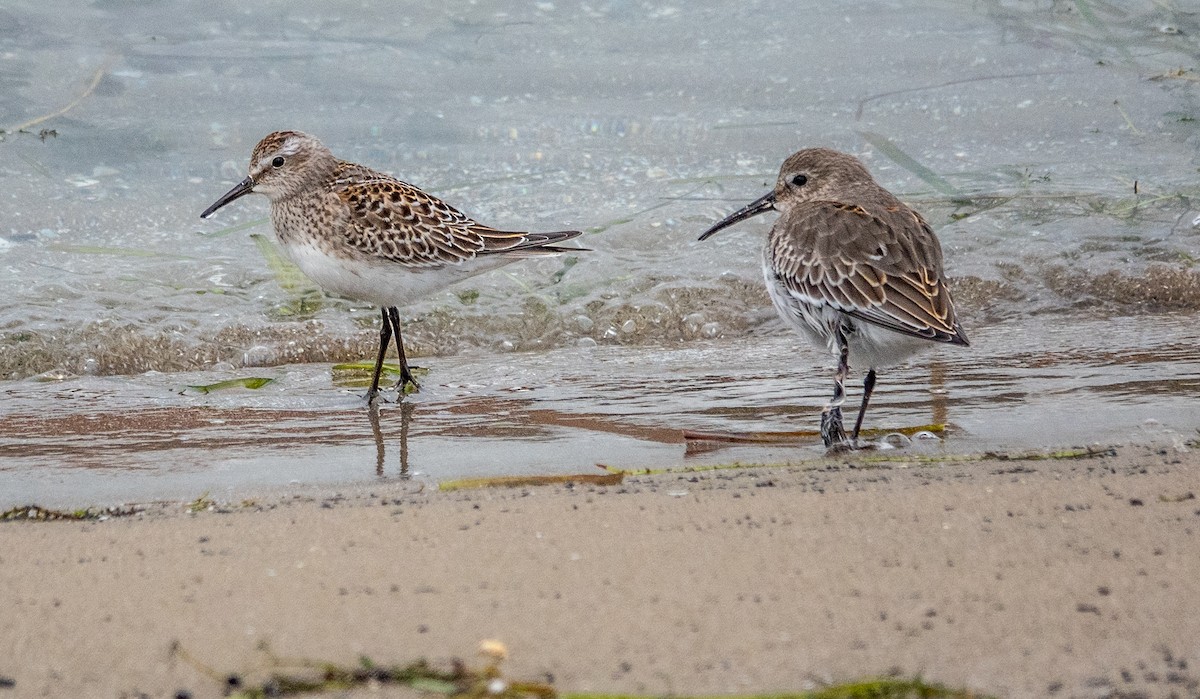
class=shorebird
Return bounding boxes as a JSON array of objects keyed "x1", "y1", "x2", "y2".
[
  {"x1": 699, "y1": 148, "x2": 968, "y2": 448},
  {"x1": 201, "y1": 130, "x2": 583, "y2": 404}
]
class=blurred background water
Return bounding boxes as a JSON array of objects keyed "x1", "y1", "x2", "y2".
[{"x1": 2, "y1": 0, "x2": 1198, "y2": 505}]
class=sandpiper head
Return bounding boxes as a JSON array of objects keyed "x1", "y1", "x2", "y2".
[
  {"x1": 772, "y1": 148, "x2": 877, "y2": 210},
  {"x1": 698, "y1": 148, "x2": 877, "y2": 240},
  {"x1": 200, "y1": 130, "x2": 336, "y2": 219}
]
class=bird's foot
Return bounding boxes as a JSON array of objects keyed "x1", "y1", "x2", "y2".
[
  {"x1": 820, "y1": 406, "x2": 847, "y2": 448},
  {"x1": 365, "y1": 382, "x2": 418, "y2": 406},
  {"x1": 365, "y1": 387, "x2": 390, "y2": 406},
  {"x1": 825, "y1": 437, "x2": 878, "y2": 454},
  {"x1": 394, "y1": 370, "x2": 421, "y2": 396},
  {"x1": 822, "y1": 407, "x2": 877, "y2": 451}
]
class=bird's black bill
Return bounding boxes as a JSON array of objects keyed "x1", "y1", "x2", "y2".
[
  {"x1": 697, "y1": 190, "x2": 777, "y2": 241},
  {"x1": 200, "y1": 176, "x2": 255, "y2": 219}
]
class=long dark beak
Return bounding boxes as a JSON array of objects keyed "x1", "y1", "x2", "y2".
[
  {"x1": 697, "y1": 190, "x2": 777, "y2": 241},
  {"x1": 200, "y1": 176, "x2": 255, "y2": 219}
]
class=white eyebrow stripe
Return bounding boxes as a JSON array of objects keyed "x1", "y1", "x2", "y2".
[{"x1": 277, "y1": 139, "x2": 303, "y2": 157}]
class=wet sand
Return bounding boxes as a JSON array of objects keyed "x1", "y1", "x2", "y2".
[{"x1": 4, "y1": 444, "x2": 1198, "y2": 698}]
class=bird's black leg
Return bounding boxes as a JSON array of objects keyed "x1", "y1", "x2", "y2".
[
  {"x1": 851, "y1": 368, "x2": 877, "y2": 444},
  {"x1": 821, "y1": 328, "x2": 850, "y2": 448},
  {"x1": 386, "y1": 306, "x2": 421, "y2": 394},
  {"x1": 366, "y1": 307, "x2": 393, "y2": 405}
]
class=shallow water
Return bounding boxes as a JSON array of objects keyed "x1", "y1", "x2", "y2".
[
  {"x1": 4, "y1": 314, "x2": 1199, "y2": 508},
  {"x1": 1, "y1": 1, "x2": 1198, "y2": 506}
]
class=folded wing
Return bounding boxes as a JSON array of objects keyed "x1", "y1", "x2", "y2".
[
  {"x1": 330, "y1": 164, "x2": 582, "y2": 267},
  {"x1": 770, "y1": 201, "x2": 968, "y2": 345}
]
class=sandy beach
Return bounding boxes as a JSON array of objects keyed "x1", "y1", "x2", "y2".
[{"x1": 4, "y1": 443, "x2": 1198, "y2": 698}]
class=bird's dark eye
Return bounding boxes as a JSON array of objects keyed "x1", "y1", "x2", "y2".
[
  {"x1": 271, "y1": 156, "x2": 285, "y2": 168},
  {"x1": 790, "y1": 174, "x2": 808, "y2": 187}
]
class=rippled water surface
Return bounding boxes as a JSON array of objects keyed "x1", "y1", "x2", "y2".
[
  {"x1": 5, "y1": 314, "x2": 1199, "y2": 507},
  {"x1": 1, "y1": 1, "x2": 1198, "y2": 506}
]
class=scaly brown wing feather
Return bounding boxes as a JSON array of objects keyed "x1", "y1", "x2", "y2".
[
  {"x1": 769, "y1": 200, "x2": 967, "y2": 344},
  {"x1": 328, "y1": 163, "x2": 581, "y2": 267}
]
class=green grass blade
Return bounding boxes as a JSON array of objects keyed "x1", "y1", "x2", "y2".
[
  {"x1": 185, "y1": 377, "x2": 274, "y2": 394},
  {"x1": 856, "y1": 131, "x2": 967, "y2": 201}
]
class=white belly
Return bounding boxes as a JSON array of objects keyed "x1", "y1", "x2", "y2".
[
  {"x1": 761, "y1": 250, "x2": 928, "y2": 370},
  {"x1": 278, "y1": 238, "x2": 507, "y2": 308}
]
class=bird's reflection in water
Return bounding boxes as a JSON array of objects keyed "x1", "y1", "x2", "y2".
[{"x1": 368, "y1": 401, "x2": 414, "y2": 479}]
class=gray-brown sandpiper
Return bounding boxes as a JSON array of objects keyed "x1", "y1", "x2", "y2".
[
  {"x1": 201, "y1": 130, "x2": 583, "y2": 404},
  {"x1": 699, "y1": 148, "x2": 968, "y2": 449}
]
